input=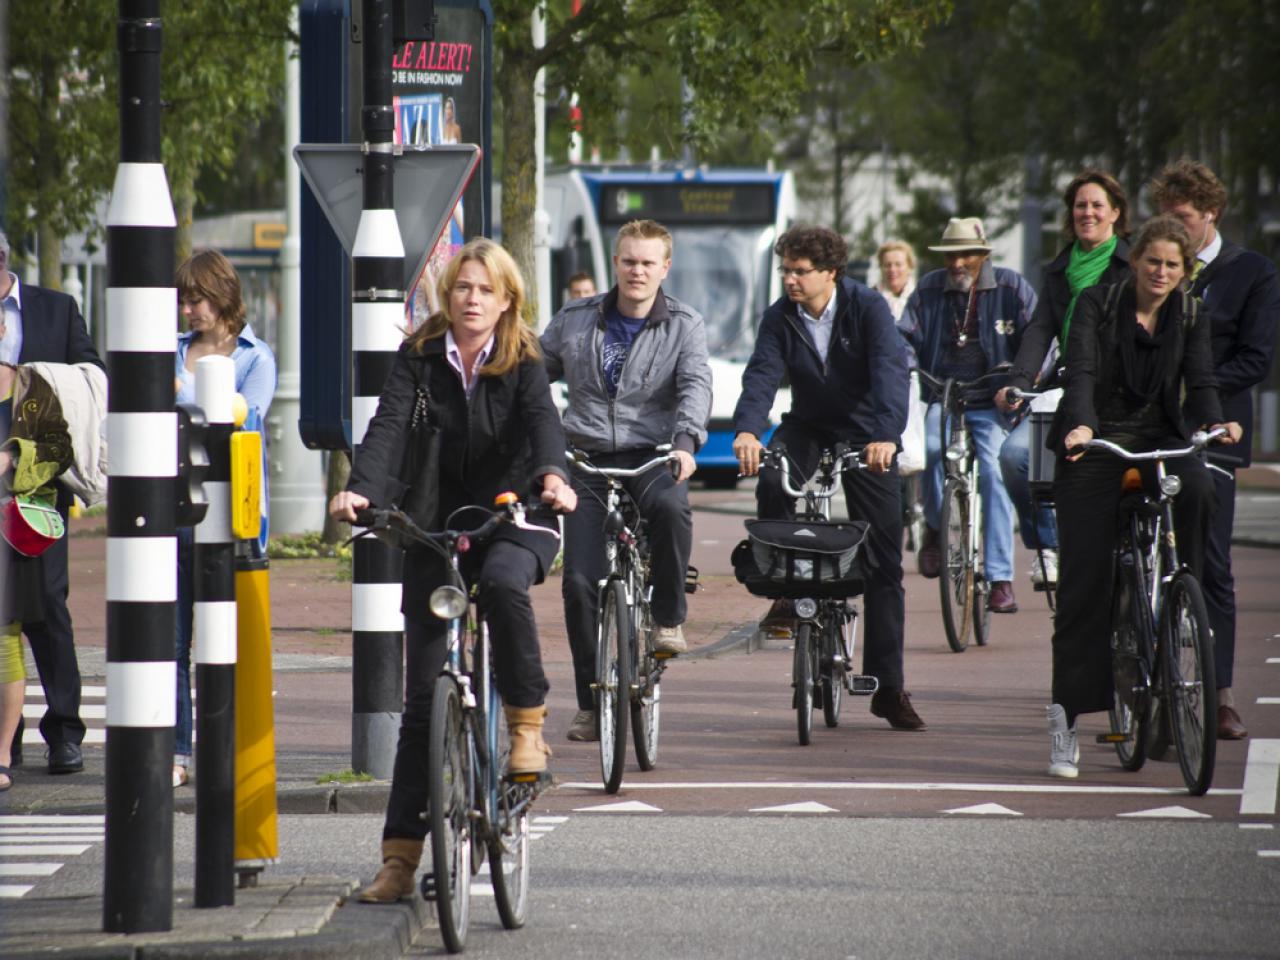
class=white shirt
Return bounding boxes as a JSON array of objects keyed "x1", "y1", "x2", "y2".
[
  {"x1": 1197, "y1": 231, "x2": 1222, "y2": 269},
  {"x1": 445, "y1": 329, "x2": 495, "y2": 398},
  {"x1": 0, "y1": 272, "x2": 24, "y2": 364},
  {"x1": 799, "y1": 291, "x2": 837, "y2": 363}
]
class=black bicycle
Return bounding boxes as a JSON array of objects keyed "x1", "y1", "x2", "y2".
[
  {"x1": 568, "y1": 449, "x2": 691, "y2": 794},
  {"x1": 1086, "y1": 430, "x2": 1223, "y2": 796},
  {"x1": 353, "y1": 498, "x2": 554, "y2": 952},
  {"x1": 734, "y1": 445, "x2": 878, "y2": 745}
]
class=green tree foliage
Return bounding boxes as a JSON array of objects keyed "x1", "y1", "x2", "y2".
[
  {"x1": 6, "y1": 0, "x2": 294, "y2": 284},
  {"x1": 493, "y1": 0, "x2": 950, "y2": 317}
]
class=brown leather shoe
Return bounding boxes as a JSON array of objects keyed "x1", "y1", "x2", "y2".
[
  {"x1": 759, "y1": 598, "x2": 795, "y2": 628},
  {"x1": 918, "y1": 527, "x2": 941, "y2": 579},
  {"x1": 870, "y1": 689, "x2": 926, "y2": 730},
  {"x1": 1217, "y1": 704, "x2": 1248, "y2": 740},
  {"x1": 358, "y1": 838, "x2": 423, "y2": 903},
  {"x1": 988, "y1": 580, "x2": 1018, "y2": 613}
]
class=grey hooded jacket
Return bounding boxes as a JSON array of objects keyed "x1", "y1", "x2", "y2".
[{"x1": 540, "y1": 287, "x2": 712, "y2": 455}]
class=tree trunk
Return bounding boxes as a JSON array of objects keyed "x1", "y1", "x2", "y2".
[
  {"x1": 496, "y1": 23, "x2": 539, "y2": 323},
  {"x1": 173, "y1": 168, "x2": 196, "y2": 267},
  {"x1": 36, "y1": 49, "x2": 61, "y2": 290},
  {"x1": 322, "y1": 450, "x2": 352, "y2": 545},
  {"x1": 37, "y1": 220, "x2": 62, "y2": 290}
]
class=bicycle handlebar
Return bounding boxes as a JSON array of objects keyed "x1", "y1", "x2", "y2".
[
  {"x1": 763, "y1": 446, "x2": 867, "y2": 501},
  {"x1": 916, "y1": 362, "x2": 1012, "y2": 400},
  {"x1": 1081, "y1": 427, "x2": 1226, "y2": 462},
  {"x1": 567, "y1": 448, "x2": 679, "y2": 480},
  {"x1": 352, "y1": 505, "x2": 506, "y2": 550}
]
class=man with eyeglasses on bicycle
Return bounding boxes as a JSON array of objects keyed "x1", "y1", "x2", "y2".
[
  {"x1": 541, "y1": 219, "x2": 713, "y2": 744},
  {"x1": 732, "y1": 224, "x2": 924, "y2": 731},
  {"x1": 901, "y1": 217, "x2": 1036, "y2": 614}
]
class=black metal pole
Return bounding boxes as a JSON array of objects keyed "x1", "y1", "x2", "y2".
[
  {"x1": 193, "y1": 358, "x2": 236, "y2": 908},
  {"x1": 103, "y1": 0, "x2": 175, "y2": 934},
  {"x1": 350, "y1": 0, "x2": 405, "y2": 777}
]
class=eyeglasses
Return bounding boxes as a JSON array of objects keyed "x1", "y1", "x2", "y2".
[{"x1": 778, "y1": 266, "x2": 821, "y2": 279}]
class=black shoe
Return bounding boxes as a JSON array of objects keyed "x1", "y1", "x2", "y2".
[
  {"x1": 870, "y1": 689, "x2": 926, "y2": 731},
  {"x1": 47, "y1": 742, "x2": 84, "y2": 775}
]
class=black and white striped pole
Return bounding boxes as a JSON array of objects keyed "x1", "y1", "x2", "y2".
[
  {"x1": 193, "y1": 355, "x2": 236, "y2": 907},
  {"x1": 103, "y1": 0, "x2": 176, "y2": 934},
  {"x1": 350, "y1": 0, "x2": 405, "y2": 777}
]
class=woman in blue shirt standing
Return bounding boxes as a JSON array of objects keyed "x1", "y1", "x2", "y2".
[{"x1": 172, "y1": 250, "x2": 277, "y2": 787}]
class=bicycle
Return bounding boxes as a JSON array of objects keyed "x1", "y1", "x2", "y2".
[
  {"x1": 733, "y1": 445, "x2": 878, "y2": 746},
  {"x1": 352, "y1": 498, "x2": 554, "y2": 953},
  {"x1": 567, "y1": 449, "x2": 693, "y2": 794},
  {"x1": 917, "y1": 365, "x2": 1011, "y2": 653},
  {"x1": 1084, "y1": 430, "x2": 1224, "y2": 796}
]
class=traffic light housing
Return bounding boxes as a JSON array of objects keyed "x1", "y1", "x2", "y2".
[{"x1": 176, "y1": 402, "x2": 210, "y2": 528}]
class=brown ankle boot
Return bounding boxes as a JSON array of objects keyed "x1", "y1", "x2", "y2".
[
  {"x1": 358, "y1": 838, "x2": 423, "y2": 903},
  {"x1": 505, "y1": 705, "x2": 551, "y2": 775}
]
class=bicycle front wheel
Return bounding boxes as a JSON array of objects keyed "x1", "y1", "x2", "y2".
[
  {"x1": 489, "y1": 809, "x2": 530, "y2": 929},
  {"x1": 427, "y1": 676, "x2": 473, "y2": 953},
  {"x1": 794, "y1": 621, "x2": 814, "y2": 745},
  {"x1": 1163, "y1": 572, "x2": 1217, "y2": 796},
  {"x1": 1109, "y1": 548, "x2": 1153, "y2": 771},
  {"x1": 820, "y1": 615, "x2": 843, "y2": 728},
  {"x1": 597, "y1": 578, "x2": 630, "y2": 794},
  {"x1": 971, "y1": 481, "x2": 990, "y2": 646},
  {"x1": 632, "y1": 590, "x2": 660, "y2": 770},
  {"x1": 939, "y1": 477, "x2": 974, "y2": 653}
]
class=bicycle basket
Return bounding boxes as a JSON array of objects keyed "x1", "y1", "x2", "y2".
[{"x1": 732, "y1": 518, "x2": 871, "y2": 599}]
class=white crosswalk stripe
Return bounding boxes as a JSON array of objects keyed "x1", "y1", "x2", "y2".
[
  {"x1": 21, "y1": 685, "x2": 198, "y2": 747},
  {"x1": 0, "y1": 815, "x2": 106, "y2": 899}
]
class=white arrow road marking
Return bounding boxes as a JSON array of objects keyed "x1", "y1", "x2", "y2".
[
  {"x1": 943, "y1": 803, "x2": 1023, "y2": 816},
  {"x1": 572, "y1": 800, "x2": 662, "y2": 813},
  {"x1": 0, "y1": 844, "x2": 93, "y2": 855},
  {"x1": 1241, "y1": 739, "x2": 1280, "y2": 816},
  {"x1": 0, "y1": 863, "x2": 63, "y2": 877},
  {"x1": 1258, "y1": 698, "x2": 1280, "y2": 705},
  {"x1": 1258, "y1": 851, "x2": 1280, "y2": 858},
  {"x1": 749, "y1": 801, "x2": 837, "y2": 814},
  {"x1": 0, "y1": 885, "x2": 35, "y2": 898},
  {"x1": 0, "y1": 816, "x2": 104, "y2": 824},
  {"x1": 1239, "y1": 823, "x2": 1275, "y2": 829},
  {"x1": 1116, "y1": 806, "x2": 1210, "y2": 819},
  {"x1": 558, "y1": 780, "x2": 1241, "y2": 796}
]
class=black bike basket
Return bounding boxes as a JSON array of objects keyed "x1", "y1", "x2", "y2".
[{"x1": 732, "y1": 519, "x2": 871, "y2": 599}]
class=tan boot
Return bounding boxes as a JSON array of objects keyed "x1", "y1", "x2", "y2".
[
  {"x1": 505, "y1": 705, "x2": 551, "y2": 775},
  {"x1": 358, "y1": 838, "x2": 423, "y2": 903}
]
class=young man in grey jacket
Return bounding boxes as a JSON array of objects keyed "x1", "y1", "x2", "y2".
[{"x1": 541, "y1": 219, "x2": 713, "y2": 742}]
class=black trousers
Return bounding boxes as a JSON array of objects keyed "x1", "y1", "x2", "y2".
[
  {"x1": 383, "y1": 538, "x2": 548, "y2": 841},
  {"x1": 16, "y1": 489, "x2": 85, "y2": 751},
  {"x1": 562, "y1": 450, "x2": 693, "y2": 711},
  {"x1": 756, "y1": 422, "x2": 906, "y2": 692},
  {"x1": 1201, "y1": 467, "x2": 1236, "y2": 689},
  {"x1": 1051, "y1": 451, "x2": 1214, "y2": 722}
]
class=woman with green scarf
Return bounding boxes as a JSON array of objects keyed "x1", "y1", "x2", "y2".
[{"x1": 996, "y1": 170, "x2": 1132, "y2": 587}]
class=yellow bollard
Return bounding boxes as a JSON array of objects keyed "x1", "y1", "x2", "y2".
[{"x1": 234, "y1": 552, "x2": 279, "y2": 875}]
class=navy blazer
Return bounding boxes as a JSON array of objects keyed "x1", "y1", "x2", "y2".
[
  {"x1": 1190, "y1": 240, "x2": 1280, "y2": 467},
  {"x1": 732, "y1": 276, "x2": 909, "y2": 446},
  {"x1": 15, "y1": 282, "x2": 104, "y2": 369}
]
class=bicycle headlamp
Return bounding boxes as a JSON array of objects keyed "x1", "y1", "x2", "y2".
[
  {"x1": 429, "y1": 585, "x2": 469, "y2": 620},
  {"x1": 795, "y1": 598, "x2": 818, "y2": 619},
  {"x1": 1159, "y1": 475, "x2": 1182, "y2": 497}
]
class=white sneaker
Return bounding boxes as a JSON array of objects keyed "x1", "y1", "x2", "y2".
[
  {"x1": 1030, "y1": 549, "x2": 1059, "y2": 586},
  {"x1": 566, "y1": 709, "x2": 597, "y2": 742},
  {"x1": 1046, "y1": 703, "x2": 1079, "y2": 779},
  {"x1": 653, "y1": 625, "x2": 687, "y2": 654}
]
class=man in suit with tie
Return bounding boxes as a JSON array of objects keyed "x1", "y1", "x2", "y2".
[
  {"x1": 1150, "y1": 161, "x2": 1280, "y2": 741},
  {"x1": 1, "y1": 229, "x2": 103, "y2": 773}
]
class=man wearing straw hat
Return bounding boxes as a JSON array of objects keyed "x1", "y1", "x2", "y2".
[{"x1": 900, "y1": 217, "x2": 1036, "y2": 614}]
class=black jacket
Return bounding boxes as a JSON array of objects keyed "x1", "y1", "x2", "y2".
[
  {"x1": 1190, "y1": 240, "x2": 1280, "y2": 466},
  {"x1": 348, "y1": 337, "x2": 569, "y2": 602},
  {"x1": 16, "y1": 282, "x2": 104, "y2": 370},
  {"x1": 732, "y1": 277, "x2": 909, "y2": 445},
  {"x1": 1056, "y1": 279, "x2": 1222, "y2": 452},
  {"x1": 1008, "y1": 239, "x2": 1131, "y2": 392}
]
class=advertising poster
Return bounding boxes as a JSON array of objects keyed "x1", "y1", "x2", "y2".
[{"x1": 391, "y1": 5, "x2": 485, "y2": 327}]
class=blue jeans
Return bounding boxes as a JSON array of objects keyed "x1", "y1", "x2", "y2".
[
  {"x1": 998, "y1": 416, "x2": 1058, "y2": 550},
  {"x1": 174, "y1": 528, "x2": 194, "y2": 762},
  {"x1": 923, "y1": 404, "x2": 1015, "y2": 582}
]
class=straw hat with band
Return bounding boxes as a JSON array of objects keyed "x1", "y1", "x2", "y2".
[{"x1": 928, "y1": 217, "x2": 993, "y2": 254}]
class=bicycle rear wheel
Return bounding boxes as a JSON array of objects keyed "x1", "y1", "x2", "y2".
[
  {"x1": 632, "y1": 591, "x2": 660, "y2": 770},
  {"x1": 1163, "y1": 572, "x2": 1217, "y2": 796},
  {"x1": 820, "y1": 615, "x2": 843, "y2": 728},
  {"x1": 596, "y1": 578, "x2": 630, "y2": 794},
  {"x1": 489, "y1": 808, "x2": 530, "y2": 929},
  {"x1": 939, "y1": 477, "x2": 974, "y2": 652},
  {"x1": 427, "y1": 676, "x2": 473, "y2": 953},
  {"x1": 794, "y1": 621, "x2": 814, "y2": 745},
  {"x1": 971, "y1": 483, "x2": 990, "y2": 646},
  {"x1": 1108, "y1": 548, "x2": 1152, "y2": 772}
]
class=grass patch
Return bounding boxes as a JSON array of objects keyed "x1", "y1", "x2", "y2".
[
  {"x1": 315, "y1": 768, "x2": 375, "y2": 785},
  {"x1": 268, "y1": 530, "x2": 353, "y2": 561}
]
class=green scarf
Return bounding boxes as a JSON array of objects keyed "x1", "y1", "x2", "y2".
[{"x1": 1061, "y1": 234, "x2": 1118, "y2": 344}]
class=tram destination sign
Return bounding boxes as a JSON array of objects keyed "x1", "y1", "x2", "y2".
[{"x1": 598, "y1": 182, "x2": 776, "y2": 225}]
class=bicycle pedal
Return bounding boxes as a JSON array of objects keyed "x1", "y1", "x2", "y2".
[
  {"x1": 1096, "y1": 732, "x2": 1129, "y2": 744},
  {"x1": 419, "y1": 872, "x2": 436, "y2": 899},
  {"x1": 653, "y1": 650, "x2": 677, "y2": 660},
  {"x1": 684, "y1": 565, "x2": 700, "y2": 594},
  {"x1": 847, "y1": 675, "x2": 879, "y2": 696},
  {"x1": 506, "y1": 769, "x2": 552, "y2": 786}
]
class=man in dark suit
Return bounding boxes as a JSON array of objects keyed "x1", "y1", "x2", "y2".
[
  {"x1": 1150, "y1": 161, "x2": 1280, "y2": 740},
  {"x1": 1, "y1": 229, "x2": 103, "y2": 773}
]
